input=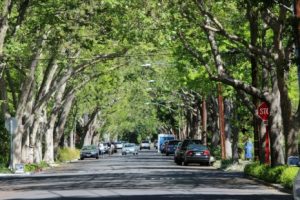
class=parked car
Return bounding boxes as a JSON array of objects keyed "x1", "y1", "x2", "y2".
[
  {"x1": 154, "y1": 140, "x2": 158, "y2": 149},
  {"x1": 80, "y1": 145, "x2": 99, "y2": 160},
  {"x1": 115, "y1": 141, "x2": 124, "y2": 150},
  {"x1": 182, "y1": 144, "x2": 211, "y2": 166},
  {"x1": 122, "y1": 143, "x2": 138, "y2": 155},
  {"x1": 140, "y1": 140, "x2": 151, "y2": 150},
  {"x1": 174, "y1": 139, "x2": 203, "y2": 165},
  {"x1": 102, "y1": 143, "x2": 110, "y2": 154},
  {"x1": 160, "y1": 141, "x2": 169, "y2": 154},
  {"x1": 165, "y1": 140, "x2": 181, "y2": 156},
  {"x1": 294, "y1": 170, "x2": 300, "y2": 200}
]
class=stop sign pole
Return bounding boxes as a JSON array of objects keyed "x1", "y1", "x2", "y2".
[{"x1": 257, "y1": 102, "x2": 270, "y2": 164}]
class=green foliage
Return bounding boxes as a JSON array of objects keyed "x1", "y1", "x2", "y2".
[
  {"x1": 0, "y1": 163, "x2": 12, "y2": 174},
  {"x1": 24, "y1": 161, "x2": 50, "y2": 172},
  {"x1": 210, "y1": 145, "x2": 221, "y2": 160},
  {"x1": 56, "y1": 148, "x2": 80, "y2": 162},
  {"x1": 264, "y1": 165, "x2": 287, "y2": 183},
  {"x1": 0, "y1": 118, "x2": 10, "y2": 166},
  {"x1": 244, "y1": 163, "x2": 299, "y2": 189},
  {"x1": 244, "y1": 162, "x2": 268, "y2": 179},
  {"x1": 280, "y1": 167, "x2": 299, "y2": 189}
]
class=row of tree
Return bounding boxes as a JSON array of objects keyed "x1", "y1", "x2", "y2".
[{"x1": 0, "y1": 1, "x2": 299, "y2": 168}]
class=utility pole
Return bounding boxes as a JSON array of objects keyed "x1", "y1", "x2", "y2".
[
  {"x1": 218, "y1": 83, "x2": 226, "y2": 160},
  {"x1": 202, "y1": 97, "x2": 207, "y2": 146}
]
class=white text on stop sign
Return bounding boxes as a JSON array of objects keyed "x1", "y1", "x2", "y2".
[{"x1": 259, "y1": 108, "x2": 269, "y2": 115}]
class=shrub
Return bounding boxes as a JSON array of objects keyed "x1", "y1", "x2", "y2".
[
  {"x1": 56, "y1": 147, "x2": 80, "y2": 162},
  {"x1": 244, "y1": 162, "x2": 263, "y2": 178},
  {"x1": 251, "y1": 164, "x2": 268, "y2": 179},
  {"x1": 280, "y1": 167, "x2": 299, "y2": 189},
  {"x1": 0, "y1": 163, "x2": 12, "y2": 173},
  {"x1": 264, "y1": 165, "x2": 287, "y2": 183},
  {"x1": 210, "y1": 146, "x2": 221, "y2": 160},
  {"x1": 244, "y1": 163, "x2": 299, "y2": 189},
  {"x1": 24, "y1": 162, "x2": 50, "y2": 172}
]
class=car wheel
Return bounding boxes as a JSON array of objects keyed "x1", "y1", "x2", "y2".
[
  {"x1": 80, "y1": 157, "x2": 84, "y2": 160},
  {"x1": 166, "y1": 153, "x2": 169, "y2": 156},
  {"x1": 174, "y1": 158, "x2": 180, "y2": 165},
  {"x1": 96, "y1": 156, "x2": 99, "y2": 159}
]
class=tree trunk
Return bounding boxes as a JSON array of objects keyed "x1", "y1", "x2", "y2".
[
  {"x1": 269, "y1": 81, "x2": 285, "y2": 166},
  {"x1": 43, "y1": 110, "x2": 56, "y2": 163},
  {"x1": 217, "y1": 83, "x2": 226, "y2": 159},
  {"x1": 82, "y1": 108, "x2": 100, "y2": 146},
  {"x1": 208, "y1": 96, "x2": 220, "y2": 147},
  {"x1": 232, "y1": 103, "x2": 239, "y2": 163},
  {"x1": 13, "y1": 36, "x2": 45, "y2": 167},
  {"x1": 54, "y1": 93, "x2": 75, "y2": 154},
  {"x1": 224, "y1": 99, "x2": 233, "y2": 159},
  {"x1": 43, "y1": 82, "x2": 66, "y2": 163},
  {"x1": 0, "y1": 0, "x2": 12, "y2": 56},
  {"x1": 201, "y1": 97, "x2": 207, "y2": 146},
  {"x1": 246, "y1": 2, "x2": 260, "y2": 161}
]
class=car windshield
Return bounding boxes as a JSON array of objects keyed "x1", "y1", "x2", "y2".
[{"x1": 124, "y1": 144, "x2": 135, "y2": 147}]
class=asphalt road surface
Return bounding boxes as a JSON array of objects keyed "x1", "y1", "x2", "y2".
[{"x1": 0, "y1": 150, "x2": 293, "y2": 200}]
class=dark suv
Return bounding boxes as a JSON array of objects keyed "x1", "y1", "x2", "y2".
[
  {"x1": 165, "y1": 140, "x2": 181, "y2": 156},
  {"x1": 174, "y1": 139, "x2": 202, "y2": 165}
]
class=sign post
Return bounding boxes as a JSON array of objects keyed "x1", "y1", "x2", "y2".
[
  {"x1": 257, "y1": 102, "x2": 270, "y2": 164},
  {"x1": 5, "y1": 117, "x2": 17, "y2": 170}
]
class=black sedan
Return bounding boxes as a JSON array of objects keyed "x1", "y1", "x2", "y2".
[{"x1": 182, "y1": 144, "x2": 211, "y2": 166}]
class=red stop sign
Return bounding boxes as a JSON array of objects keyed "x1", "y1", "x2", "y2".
[{"x1": 258, "y1": 102, "x2": 269, "y2": 121}]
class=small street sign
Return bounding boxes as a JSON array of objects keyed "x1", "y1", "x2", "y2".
[{"x1": 5, "y1": 117, "x2": 17, "y2": 134}]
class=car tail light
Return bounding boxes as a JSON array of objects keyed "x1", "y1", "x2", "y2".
[
  {"x1": 186, "y1": 150, "x2": 193, "y2": 156},
  {"x1": 203, "y1": 150, "x2": 210, "y2": 156}
]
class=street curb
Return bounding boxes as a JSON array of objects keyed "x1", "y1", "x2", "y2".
[{"x1": 244, "y1": 174, "x2": 292, "y2": 194}]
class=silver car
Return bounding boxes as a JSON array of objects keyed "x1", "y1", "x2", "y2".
[
  {"x1": 122, "y1": 143, "x2": 138, "y2": 155},
  {"x1": 80, "y1": 145, "x2": 99, "y2": 160}
]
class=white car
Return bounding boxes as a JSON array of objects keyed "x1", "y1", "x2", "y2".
[
  {"x1": 115, "y1": 141, "x2": 123, "y2": 149},
  {"x1": 122, "y1": 143, "x2": 138, "y2": 155},
  {"x1": 140, "y1": 140, "x2": 150, "y2": 150}
]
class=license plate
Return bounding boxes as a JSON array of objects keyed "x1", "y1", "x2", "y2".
[{"x1": 195, "y1": 153, "x2": 201, "y2": 156}]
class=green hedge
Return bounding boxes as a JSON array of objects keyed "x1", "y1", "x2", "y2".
[
  {"x1": 280, "y1": 167, "x2": 299, "y2": 189},
  {"x1": 244, "y1": 162, "x2": 299, "y2": 189},
  {"x1": 56, "y1": 147, "x2": 80, "y2": 162}
]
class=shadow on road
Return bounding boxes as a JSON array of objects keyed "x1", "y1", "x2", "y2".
[{"x1": 9, "y1": 194, "x2": 292, "y2": 200}]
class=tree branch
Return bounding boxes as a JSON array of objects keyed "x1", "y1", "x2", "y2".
[{"x1": 195, "y1": 0, "x2": 273, "y2": 59}]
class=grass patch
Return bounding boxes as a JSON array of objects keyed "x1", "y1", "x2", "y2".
[
  {"x1": 24, "y1": 161, "x2": 50, "y2": 172},
  {"x1": 56, "y1": 147, "x2": 80, "y2": 162},
  {"x1": 0, "y1": 164, "x2": 12, "y2": 174}
]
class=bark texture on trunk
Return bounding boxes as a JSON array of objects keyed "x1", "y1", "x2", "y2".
[
  {"x1": 224, "y1": 99, "x2": 233, "y2": 159},
  {"x1": 269, "y1": 81, "x2": 285, "y2": 166},
  {"x1": 54, "y1": 93, "x2": 75, "y2": 154}
]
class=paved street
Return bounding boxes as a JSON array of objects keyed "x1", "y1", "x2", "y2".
[{"x1": 0, "y1": 150, "x2": 293, "y2": 200}]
